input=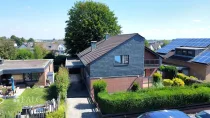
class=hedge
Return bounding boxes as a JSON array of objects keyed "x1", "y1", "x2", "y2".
[
  {"x1": 160, "y1": 65, "x2": 177, "y2": 79},
  {"x1": 98, "y1": 84, "x2": 210, "y2": 114},
  {"x1": 93, "y1": 79, "x2": 107, "y2": 102}
]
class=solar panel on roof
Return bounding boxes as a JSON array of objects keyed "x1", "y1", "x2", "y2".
[
  {"x1": 157, "y1": 38, "x2": 210, "y2": 54},
  {"x1": 192, "y1": 51, "x2": 210, "y2": 64}
]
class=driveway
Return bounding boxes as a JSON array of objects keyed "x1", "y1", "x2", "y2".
[{"x1": 66, "y1": 74, "x2": 99, "y2": 118}]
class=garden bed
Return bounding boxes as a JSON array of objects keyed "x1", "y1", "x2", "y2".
[{"x1": 97, "y1": 83, "x2": 210, "y2": 114}]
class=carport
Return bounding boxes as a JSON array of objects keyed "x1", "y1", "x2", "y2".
[{"x1": 65, "y1": 59, "x2": 84, "y2": 74}]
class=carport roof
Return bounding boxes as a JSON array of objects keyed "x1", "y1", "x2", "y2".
[
  {"x1": 65, "y1": 59, "x2": 84, "y2": 69},
  {"x1": 0, "y1": 59, "x2": 53, "y2": 75}
]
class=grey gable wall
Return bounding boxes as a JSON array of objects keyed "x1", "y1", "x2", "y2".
[{"x1": 90, "y1": 35, "x2": 144, "y2": 78}]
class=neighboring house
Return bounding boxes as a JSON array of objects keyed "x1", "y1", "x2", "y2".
[
  {"x1": 18, "y1": 42, "x2": 34, "y2": 51},
  {"x1": 156, "y1": 38, "x2": 210, "y2": 81},
  {"x1": 149, "y1": 42, "x2": 161, "y2": 51},
  {"x1": 36, "y1": 41, "x2": 66, "y2": 55},
  {"x1": 0, "y1": 59, "x2": 54, "y2": 87},
  {"x1": 66, "y1": 33, "x2": 162, "y2": 93}
]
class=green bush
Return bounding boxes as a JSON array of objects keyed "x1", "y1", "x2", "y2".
[
  {"x1": 131, "y1": 82, "x2": 140, "y2": 92},
  {"x1": 176, "y1": 73, "x2": 189, "y2": 81},
  {"x1": 55, "y1": 66, "x2": 70, "y2": 100},
  {"x1": 189, "y1": 76, "x2": 198, "y2": 80},
  {"x1": 160, "y1": 65, "x2": 177, "y2": 79},
  {"x1": 97, "y1": 84, "x2": 210, "y2": 114},
  {"x1": 46, "y1": 84, "x2": 58, "y2": 100},
  {"x1": 173, "y1": 78, "x2": 185, "y2": 86},
  {"x1": 93, "y1": 79, "x2": 107, "y2": 102},
  {"x1": 163, "y1": 79, "x2": 174, "y2": 86},
  {"x1": 153, "y1": 72, "x2": 162, "y2": 83},
  {"x1": 46, "y1": 104, "x2": 65, "y2": 118},
  {"x1": 0, "y1": 98, "x2": 3, "y2": 103}
]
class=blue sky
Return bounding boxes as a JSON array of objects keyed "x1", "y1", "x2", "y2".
[{"x1": 1, "y1": 0, "x2": 210, "y2": 40}]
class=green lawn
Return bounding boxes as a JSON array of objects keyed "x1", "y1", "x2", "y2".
[{"x1": 0, "y1": 87, "x2": 49, "y2": 117}]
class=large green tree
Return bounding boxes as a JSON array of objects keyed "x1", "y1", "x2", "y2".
[
  {"x1": 10, "y1": 35, "x2": 25, "y2": 46},
  {"x1": 145, "y1": 40, "x2": 149, "y2": 47},
  {"x1": 64, "y1": 1, "x2": 121, "y2": 56},
  {"x1": 0, "y1": 40, "x2": 17, "y2": 59},
  {"x1": 33, "y1": 44, "x2": 48, "y2": 59},
  {"x1": 16, "y1": 49, "x2": 33, "y2": 59}
]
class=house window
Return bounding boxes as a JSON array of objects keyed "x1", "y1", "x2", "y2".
[
  {"x1": 114, "y1": 55, "x2": 129, "y2": 64},
  {"x1": 187, "y1": 50, "x2": 193, "y2": 56},
  {"x1": 182, "y1": 50, "x2": 187, "y2": 55},
  {"x1": 176, "y1": 49, "x2": 182, "y2": 55}
]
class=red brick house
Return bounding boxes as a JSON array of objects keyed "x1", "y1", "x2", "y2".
[{"x1": 157, "y1": 38, "x2": 210, "y2": 81}]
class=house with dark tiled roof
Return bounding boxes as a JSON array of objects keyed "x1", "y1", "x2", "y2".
[
  {"x1": 35, "y1": 41, "x2": 66, "y2": 55},
  {"x1": 157, "y1": 38, "x2": 210, "y2": 81},
  {"x1": 66, "y1": 33, "x2": 162, "y2": 93}
]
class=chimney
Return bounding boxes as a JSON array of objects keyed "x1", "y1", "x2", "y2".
[
  {"x1": 91, "y1": 41, "x2": 97, "y2": 50},
  {"x1": 105, "y1": 34, "x2": 110, "y2": 40}
]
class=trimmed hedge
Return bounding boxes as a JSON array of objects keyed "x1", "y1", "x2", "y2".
[
  {"x1": 160, "y1": 65, "x2": 177, "y2": 79},
  {"x1": 98, "y1": 84, "x2": 210, "y2": 114},
  {"x1": 93, "y1": 79, "x2": 107, "y2": 102}
]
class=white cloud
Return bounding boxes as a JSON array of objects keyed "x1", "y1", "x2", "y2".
[{"x1": 192, "y1": 19, "x2": 201, "y2": 22}]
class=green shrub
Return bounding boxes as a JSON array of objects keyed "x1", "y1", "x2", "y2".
[
  {"x1": 189, "y1": 76, "x2": 198, "y2": 80},
  {"x1": 163, "y1": 79, "x2": 174, "y2": 86},
  {"x1": 176, "y1": 73, "x2": 189, "y2": 81},
  {"x1": 55, "y1": 66, "x2": 70, "y2": 100},
  {"x1": 153, "y1": 72, "x2": 162, "y2": 83},
  {"x1": 131, "y1": 82, "x2": 140, "y2": 92},
  {"x1": 46, "y1": 84, "x2": 58, "y2": 100},
  {"x1": 160, "y1": 65, "x2": 177, "y2": 79},
  {"x1": 98, "y1": 84, "x2": 210, "y2": 114},
  {"x1": 173, "y1": 78, "x2": 185, "y2": 86},
  {"x1": 93, "y1": 79, "x2": 107, "y2": 102},
  {"x1": 0, "y1": 98, "x2": 3, "y2": 103},
  {"x1": 46, "y1": 104, "x2": 65, "y2": 118},
  {"x1": 153, "y1": 82, "x2": 164, "y2": 88}
]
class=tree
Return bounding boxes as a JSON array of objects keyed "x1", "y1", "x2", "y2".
[
  {"x1": 0, "y1": 40, "x2": 17, "y2": 59},
  {"x1": 28, "y1": 38, "x2": 35, "y2": 42},
  {"x1": 145, "y1": 40, "x2": 149, "y2": 47},
  {"x1": 10, "y1": 35, "x2": 24, "y2": 46},
  {"x1": 34, "y1": 44, "x2": 48, "y2": 59},
  {"x1": 162, "y1": 40, "x2": 170, "y2": 47},
  {"x1": 16, "y1": 49, "x2": 33, "y2": 59},
  {"x1": 65, "y1": 1, "x2": 121, "y2": 56}
]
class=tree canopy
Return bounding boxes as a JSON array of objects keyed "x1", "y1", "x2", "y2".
[
  {"x1": 0, "y1": 40, "x2": 17, "y2": 59},
  {"x1": 64, "y1": 1, "x2": 121, "y2": 56},
  {"x1": 28, "y1": 38, "x2": 35, "y2": 42},
  {"x1": 162, "y1": 40, "x2": 170, "y2": 47},
  {"x1": 16, "y1": 49, "x2": 33, "y2": 59},
  {"x1": 33, "y1": 44, "x2": 48, "y2": 59},
  {"x1": 145, "y1": 40, "x2": 149, "y2": 47}
]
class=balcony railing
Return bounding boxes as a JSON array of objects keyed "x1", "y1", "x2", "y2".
[{"x1": 144, "y1": 59, "x2": 160, "y2": 67}]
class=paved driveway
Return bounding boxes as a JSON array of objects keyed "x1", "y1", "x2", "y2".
[{"x1": 66, "y1": 74, "x2": 99, "y2": 118}]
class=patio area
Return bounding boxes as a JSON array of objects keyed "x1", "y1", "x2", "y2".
[{"x1": 0, "y1": 85, "x2": 25, "y2": 98}]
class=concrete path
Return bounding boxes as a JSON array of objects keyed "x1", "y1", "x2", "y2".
[{"x1": 66, "y1": 74, "x2": 99, "y2": 118}]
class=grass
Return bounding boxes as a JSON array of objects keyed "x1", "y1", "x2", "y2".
[{"x1": 0, "y1": 87, "x2": 49, "y2": 117}]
